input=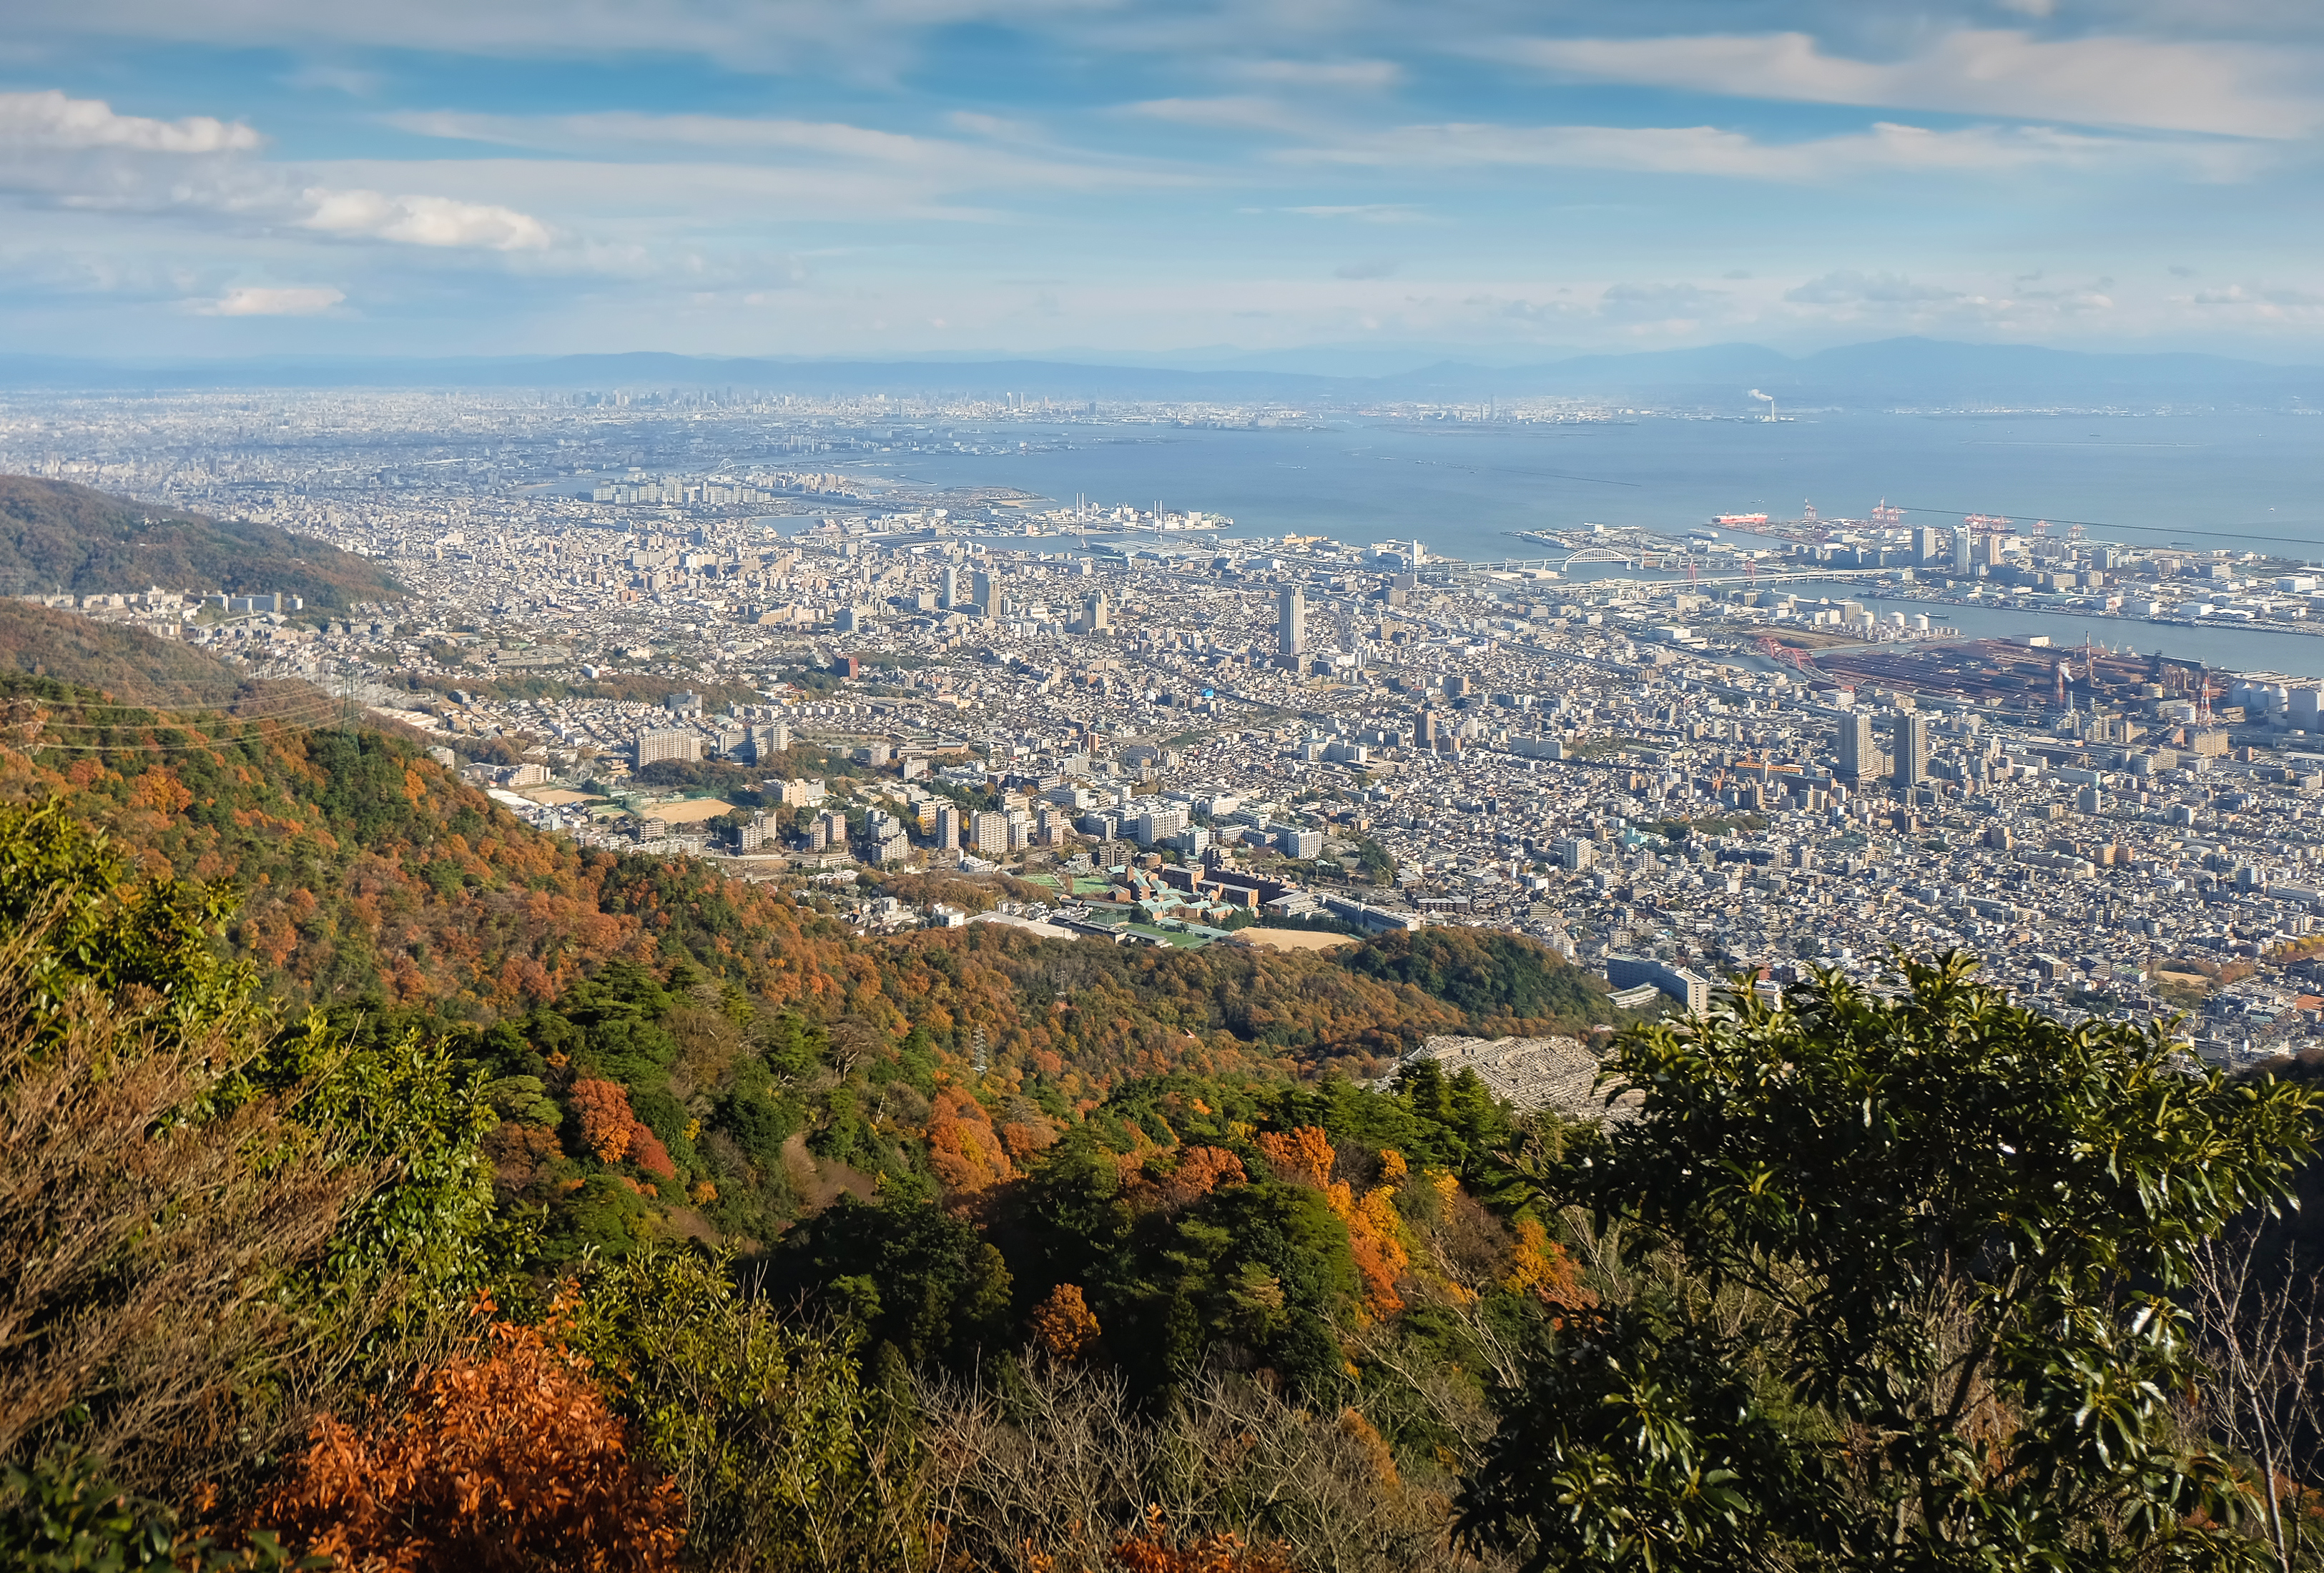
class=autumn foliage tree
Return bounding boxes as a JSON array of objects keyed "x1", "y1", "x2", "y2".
[
  {"x1": 570, "y1": 1078, "x2": 676, "y2": 1179},
  {"x1": 1030, "y1": 1283, "x2": 1102, "y2": 1361},
  {"x1": 252, "y1": 1296, "x2": 683, "y2": 1573}
]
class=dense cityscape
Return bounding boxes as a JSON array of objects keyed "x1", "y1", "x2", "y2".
[
  {"x1": 9, "y1": 384, "x2": 2324, "y2": 1065},
  {"x1": 12, "y1": 1, "x2": 2324, "y2": 1560}
]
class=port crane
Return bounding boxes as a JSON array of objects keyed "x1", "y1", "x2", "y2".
[{"x1": 1871, "y1": 500, "x2": 1904, "y2": 528}]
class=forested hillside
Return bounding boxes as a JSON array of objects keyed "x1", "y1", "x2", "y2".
[
  {"x1": 6, "y1": 630, "x2": 2323, "y2": 1572},
  {"x1": 0, "y1": 598, "x2": 245, "y2": 704},
  {"x1": 0, "y1": 664, "x2": 1602, "y2": 1265},
  {"x1": 0, "y1": 474, "x2": 402, "y2": 608}
]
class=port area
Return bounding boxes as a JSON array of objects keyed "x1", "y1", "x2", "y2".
[{"x1": 1791, "y1": 637, "x2": 2207, "y2": 719}]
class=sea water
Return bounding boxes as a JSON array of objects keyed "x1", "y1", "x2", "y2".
[{"x1": 862, "y1": 409, "x2": 2324, "y2": 675}]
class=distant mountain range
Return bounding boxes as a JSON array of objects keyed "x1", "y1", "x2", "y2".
[
  {"x1": 0, "y1": 475, "x2": 403, "y2": 611},
  {"x1": 1, "y1": 337, "x2": 2319, "y2": 410}
]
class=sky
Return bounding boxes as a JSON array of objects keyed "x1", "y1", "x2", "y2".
[{"x1": 1, "y1": 0, "x2": 2320, "y2": 366}]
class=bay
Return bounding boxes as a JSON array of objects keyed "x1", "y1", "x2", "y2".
[
  {"x1": 858, "y1": 409, "x2": 2324, "y2": 676},
  {"x1": 865, "y1": 410, "x2": 2324, "y2": 565}
]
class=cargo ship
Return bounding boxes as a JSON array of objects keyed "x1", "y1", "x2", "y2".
[{"x1": 1712, "y1": 513, "x2": 1771, "y2": 527}]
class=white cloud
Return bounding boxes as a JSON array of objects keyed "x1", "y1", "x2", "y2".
[
  {"x1": 300, "y1": 187, "x2": 552, "y2": 249},
  {"x1": 0, "y1": 89, "x2": 561, "y2": 255},
  {"x1": 1786, "y1": 270, "x2": 1967, "y2": 306},
  {"x1": 1507, "y1": 29, "x2": 2318, "y2": 140},
  {"x1": 2190, "y1": 282, "x2": 2324, "y2": 308},
  {"x1": 1773, "y1": 269, "x2": 2124, "y2": 330},
  {"x1": 195, "y1": 285, "x2": 344, "y2": 315},
  {"x1": 1231, "y1": 59, "x2": 1401, "y2": 90},
  {"x1": 1124, "y1": 96, "x2": 1314, "y2": 134},
  {"x1": 282, "y1": 64, "x2": 385, "y2": 97},
  {"x1": 297, "y1": 154, "x2": 1048, "y2": 231},
  {"x1": 1281, "y1": 203, "x2": 1427, "y2": 222},
  {"x1": 382, "y1": 109, "x2": 1185, "y2": 194},
  {"x1": 1283, "y1": 119, "x2": 2211, "y2": 182},
  {"x1": 0, "y1": 89, "x2": 262, "y2": 153},
  {"x1": 1597, "y1": 281, "x2": 1723, "y2": 324}
]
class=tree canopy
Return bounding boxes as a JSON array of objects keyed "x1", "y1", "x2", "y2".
[{"x1": 1460, "y1": 954, "x2": 2324, "y2": 1572}]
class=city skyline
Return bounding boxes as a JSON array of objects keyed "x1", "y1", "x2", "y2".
[{"x1": 2, "y1": 1, "x2": 2320, "y2": 363}]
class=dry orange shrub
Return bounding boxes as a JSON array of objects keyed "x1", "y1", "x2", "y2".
[
  {"x1": 252, "y1": 1296, "x2": 683, "y2": 1572},
  {"x1": 1113, "y1": 1508, "x2": 1296, "y2": 1573}
]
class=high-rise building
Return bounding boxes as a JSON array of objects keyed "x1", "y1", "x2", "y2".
[
  {"x1": 634, "y1": 728, "x2": 703, "y2": 766},
  {"x1": 1911, "y1": 526, "x2": 1939, "y2": 563},
  {"x1": 1083, "y1": 591, "x2": 1111, "y2": 633},
  {"x1": 941, "y1": 565, "x2": 959, "y2": 608},
  {"x1": 1951, "y1": 528, "x2": 1973, "y2": 575},
  {"x1": 1891, "y1": 713, "x2": 1929, "y2": 789},
  {"x1": 1837, "y1": 711, "x2": 1876, "y2": 781},
  {"x1": 1131, "y1": 804, "x2": 1191, "y2": 845},
  {"x1": 935, "y1": 804, "x2": 960, "y2": 850},
  {"x1": 971, "y1": 568, "x2": 995, "y2": 615},
  {"x1": 1278, "y1": 584, "x2": 1306, "y2": 656},
  {"x1": 970, "y1": 809, "x2": 1010, "y2": 857}
]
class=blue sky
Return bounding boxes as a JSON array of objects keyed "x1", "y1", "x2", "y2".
[{"x1": 1, "y1": 0, "x2": 2318, "y2": 364}]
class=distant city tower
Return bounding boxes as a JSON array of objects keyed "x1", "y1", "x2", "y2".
[
  {"x1": 1891, "y1": 713, "x2": 1929, "y2": 790},
  {"x1": 1837, "y1": 711, "x2": 1876, "y2": 781},
  {"x1": 1278, "y1": 584, "x2": 1307, "y2": 656}
]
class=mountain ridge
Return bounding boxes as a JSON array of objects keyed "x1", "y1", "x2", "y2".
[{"x1": 2, "y1": 336, "x2": 2319, "y2": 408}]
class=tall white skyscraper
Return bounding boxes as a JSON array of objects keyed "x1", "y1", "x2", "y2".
[{"x1": 1278, "y1": 584, "x2": 1306, "y2": 656}]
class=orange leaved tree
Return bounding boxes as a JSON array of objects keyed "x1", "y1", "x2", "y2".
[
  {"x1": 1030, "y1": 1283, "x2": 1102, "y2": 1361},
  {"x1": 252, "y1": 1297, "x2": 683, "y2": 1572}
]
